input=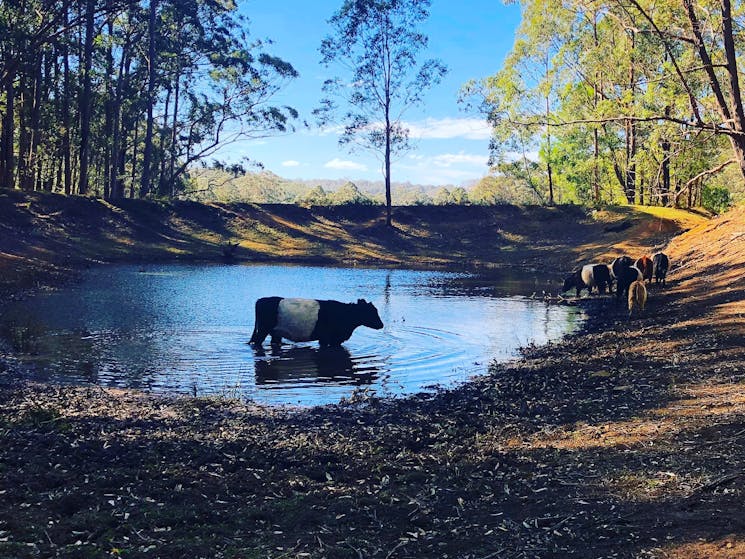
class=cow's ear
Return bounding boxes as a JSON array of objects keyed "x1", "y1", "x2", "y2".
[{"x1": 357, "y1": 298, "x2": 366, "y2": 305}]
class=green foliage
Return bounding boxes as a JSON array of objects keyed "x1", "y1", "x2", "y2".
[
  {"x1": 0, "y1": 0, "x2": 297, "y2": 199},
  {"x1": 330, "y1": 182, "x2": 377, "y2": 206},
  {"x1": 701, "y1": 184, "x2": 731, "y2": 214},
  {"x1": 463, "y1": 0, "x2": 745, "y2": 209},
  {"x1": 298, "y1": 185, "x2": 331, "y2": 207}
]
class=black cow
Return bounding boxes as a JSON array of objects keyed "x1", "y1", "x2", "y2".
[
  {"x1": 562, "y1": 269, "x2": 585, "y2": 298},
  {"x1": 653, "y1": 253, "x2": 670, "y2": 286},
  {"x1": 611, "y1": 255, "x2": 634, "y2": 279},
  {"x1": 609, "y1": 255, "x2": 634, "y2": 293},
  {"x1": 249, "y1": 297, "x2": 384, "y2": 347},
  {"x1": 615, "y1": 265, "x2": 643, "y2": 304}
]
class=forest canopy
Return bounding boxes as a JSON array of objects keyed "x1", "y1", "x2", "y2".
[
  {"x1": 462, "y1": 0, "x2": 745, "y2": 211},
  {"x1": 0, "y1": 0, "x2": 298, "y2": 199},
  {"x1": 0, "y1": 0, "x2": 743, "y2": 213}
]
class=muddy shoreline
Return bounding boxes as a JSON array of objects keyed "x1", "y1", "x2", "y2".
[{"x1": 1, "y1": 195, "x2": 743, "y2": 558}]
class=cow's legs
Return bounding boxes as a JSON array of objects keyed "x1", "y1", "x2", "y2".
[
  {"x1": 250, "y1": 328, "x2": 270, "y2": 345},
  {"x1": 270, "y1": 334, "x2": 282, "y2": 345},
  {"x1": 249, "y1": 297, "x2": 282, "y2": 346}
]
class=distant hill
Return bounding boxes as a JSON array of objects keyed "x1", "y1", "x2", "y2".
[{"x1": 184, "y1": 168, "x2": 474, "y2": 205}]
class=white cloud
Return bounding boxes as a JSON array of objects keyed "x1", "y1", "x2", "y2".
[
  {"x1": 281, "y1": 160, "x2": 300, "y2": 167},
  {"x1": 406, "y1": 151, "x2": 488, "y2": 168},
  {"x1": 405, "y1": 118, "x2": 492, "y2": 140},
  {"x1": 311, "y1": 117, "x2": 492, "y2": 141},
  {"x1": 429, "y1": 152, "x2": 489, "y2": 167},
  {"x1": 398, "y1": 151, "x2": 490, "y2": 184},
  {"x1": 324, "y1": 158, "x2": 368, "y2": 171}
]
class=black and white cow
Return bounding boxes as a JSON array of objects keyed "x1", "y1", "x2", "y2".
[
  {"x1": 652, "y1": 252, "x2": 669, "y2": 286},
  {"x1": 249, "y1": 297, "x2": 384, "y2": 347},
  {"x1": 562, "y1": 264, "x2": 611, "y2": 297}
]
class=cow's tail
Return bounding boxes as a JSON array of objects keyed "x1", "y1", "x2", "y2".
[{"x1": 249, "y1": 298, "x2": 263, "y2": 344}]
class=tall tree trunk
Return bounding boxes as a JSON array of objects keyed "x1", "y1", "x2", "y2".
[
  {"x1": 61, "y1": 5, "x2": 72, "y2": 195},
  {"x1": 661, "y1": 136, "x2": 671, "y2": 207},
  {"x1": 78, "y1": 0, "x2": 96, "y2": 196},
  {"x1": 28, "y1": 52, "x2": 44, "y2": 191},
  {"x1": 158, "y1": 83, "x2": 171, "y2": 195},
  {"x1": 140, "y1": 0, "x2": 158, "y2": 199},
  {"x1": 17, "y1": 74, "x2": 31, "y2": 190},
  {"x1": 169, "y1": 70, "x2": 180, "y2": 197},
  {"x1": 130, "y1": 121, "x2": 139, "y2": 198},
  {"x1": 684, "y1": 0, "x2": 745, "y2": 180},
  {"x1": 103, "y1": 19, "x2": 115, "y2": 199},
  {"x1": 384, "y1": 111, "x2": 392, "y2": 227},
  {"x1": 592, "y1": 13, "x2": 600, "y2": 204},
  {"x1": 110, "y1": 48, "x2": 130, "y2": 199},
  {"x1": 624, "y1": 31, "x2": 636, "y2": 204},
  {"x1": 545, "y1": 93, "x2": 554, "y2": 205},
  {"x1": 1, "y1": 73, "x2": 16, "y2": 189}
]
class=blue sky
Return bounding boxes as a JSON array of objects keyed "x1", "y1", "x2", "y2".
[{"x1": 226, "y1": 1, "x2": 522, "y2": 186}]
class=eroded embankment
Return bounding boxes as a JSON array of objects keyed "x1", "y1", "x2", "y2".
[
  {"x1": 1, "y1": 193, "x2": 743, "y2": 558},
  {"x1": 0, "y1": 188, "x2": 705, "y2": 293}
]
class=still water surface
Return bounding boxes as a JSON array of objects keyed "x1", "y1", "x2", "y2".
[{"x1": 1, "y1": 264, "x2": 582, "y2": 406}]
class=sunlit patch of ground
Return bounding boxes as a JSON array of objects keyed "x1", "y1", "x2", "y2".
[
  {"x1": 498, "y1": 380, "x2": 745, "y2": 456},
  {"x1": 660, "y1": 537, "x2": 745, "y2": 559}
]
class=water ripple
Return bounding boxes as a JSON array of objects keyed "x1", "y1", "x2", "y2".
[{"x1": 0, "y1": 264, "x2": 583, "y2": 405}]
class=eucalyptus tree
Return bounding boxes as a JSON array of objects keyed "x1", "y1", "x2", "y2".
[
  {"x1": 467, "y1": 0, "x2": 745, "y2": 207},
  {"x1": 317, "y1": 0, "x2": 447, "y2": 226},
  {"x1": 0, "y1": 0, "x2": 298, "y2": 199},
  {"x1": 462, "y1": 0, "x2": 577, "y2": 205}
]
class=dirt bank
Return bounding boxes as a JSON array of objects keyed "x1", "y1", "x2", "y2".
[
  {"x1": 0, "y1": 188, "x2": 705, "y2": 292},
  {"x1": 1, "y1": 192, "x2": 743, "y2": 558}
]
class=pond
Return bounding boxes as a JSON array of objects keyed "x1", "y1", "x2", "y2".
[{"x1": 0, "y1": 264, "x2": 583, "y2": 406}]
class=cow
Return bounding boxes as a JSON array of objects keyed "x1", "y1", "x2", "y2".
[
  {"x1": 611, "y1": 255, "x2": 634, "y2": 279},
  {"x1": 609, "y1": 255, "x2": 634, "y2": 293},
  {"x1": 628, "y1": 280, "x2": 648, "y2": 318},
  {"x1": 635, "y1": 256, "x2": 654, "y2": 283},
  {"x1": 249, "y1": 297, "x2": 384, "y2": 347},
  {"x1": 652, "y1": 253, "x2": 670, "y2": 286},
  {"x1": 615, "y1": 265, "x2": 643, "y2": 304},
  {"x1": 562, "y1": 264, "x2": 611, "y2": 297},
  {"x1": 562, "y1": 269, "x2": 586, "y2": 298}
]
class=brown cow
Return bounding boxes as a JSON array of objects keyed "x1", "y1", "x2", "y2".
[
  {"x1": 628, "y1": 280, "x2": 648, "y2": 318},
  {"x1": 635, "y1": 256, "x2": 653, "y2": 283}
]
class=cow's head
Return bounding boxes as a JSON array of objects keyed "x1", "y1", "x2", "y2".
[
  {"x1": 357, "y1": 299, "x2": 384, "y2": 330},
  {"x1": 561, "y1": 274, "x2": 576, "y2": 294}
]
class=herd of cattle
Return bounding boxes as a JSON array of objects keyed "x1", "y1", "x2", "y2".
[{"x1": 562, "y1": 252, "x2": 670, "y2": 317}]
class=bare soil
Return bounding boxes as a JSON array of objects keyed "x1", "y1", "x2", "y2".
[{"x1": 1, "y1": 190, "x2": 743, "y2": 558}]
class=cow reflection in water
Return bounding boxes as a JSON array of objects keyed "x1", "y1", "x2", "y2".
[{"x1": 253, "y1": 345, "x2": 378, "y2": 386}]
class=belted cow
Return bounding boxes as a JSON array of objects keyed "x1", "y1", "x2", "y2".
[
  {"x1": 562, "y1": 264, "x2": 611, "y2": 297},
  {"x1": 249, "y1": 297, "x2": 384, "y2": 347}
]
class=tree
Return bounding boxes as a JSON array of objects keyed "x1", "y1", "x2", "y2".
[
  {"x1": 331, "y1": 181, "x2": 375, "y2": 205},
  {"x1": 299, "y1": 185, "x2": 331, "y2": 207},
  {"x1": 317, "y1": 0, "x2": 446, "y2": 226},
  {"x1": 0, "y1": 0, "x2": 297, "y2": 199},
  {"x1": 465, "y1": 0, "x2": 744, "y2": 208}
]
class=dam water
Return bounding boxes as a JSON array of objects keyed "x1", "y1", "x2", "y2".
[{"x1": 0, "y1": 264, "x2": 582, "y2": 406}]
